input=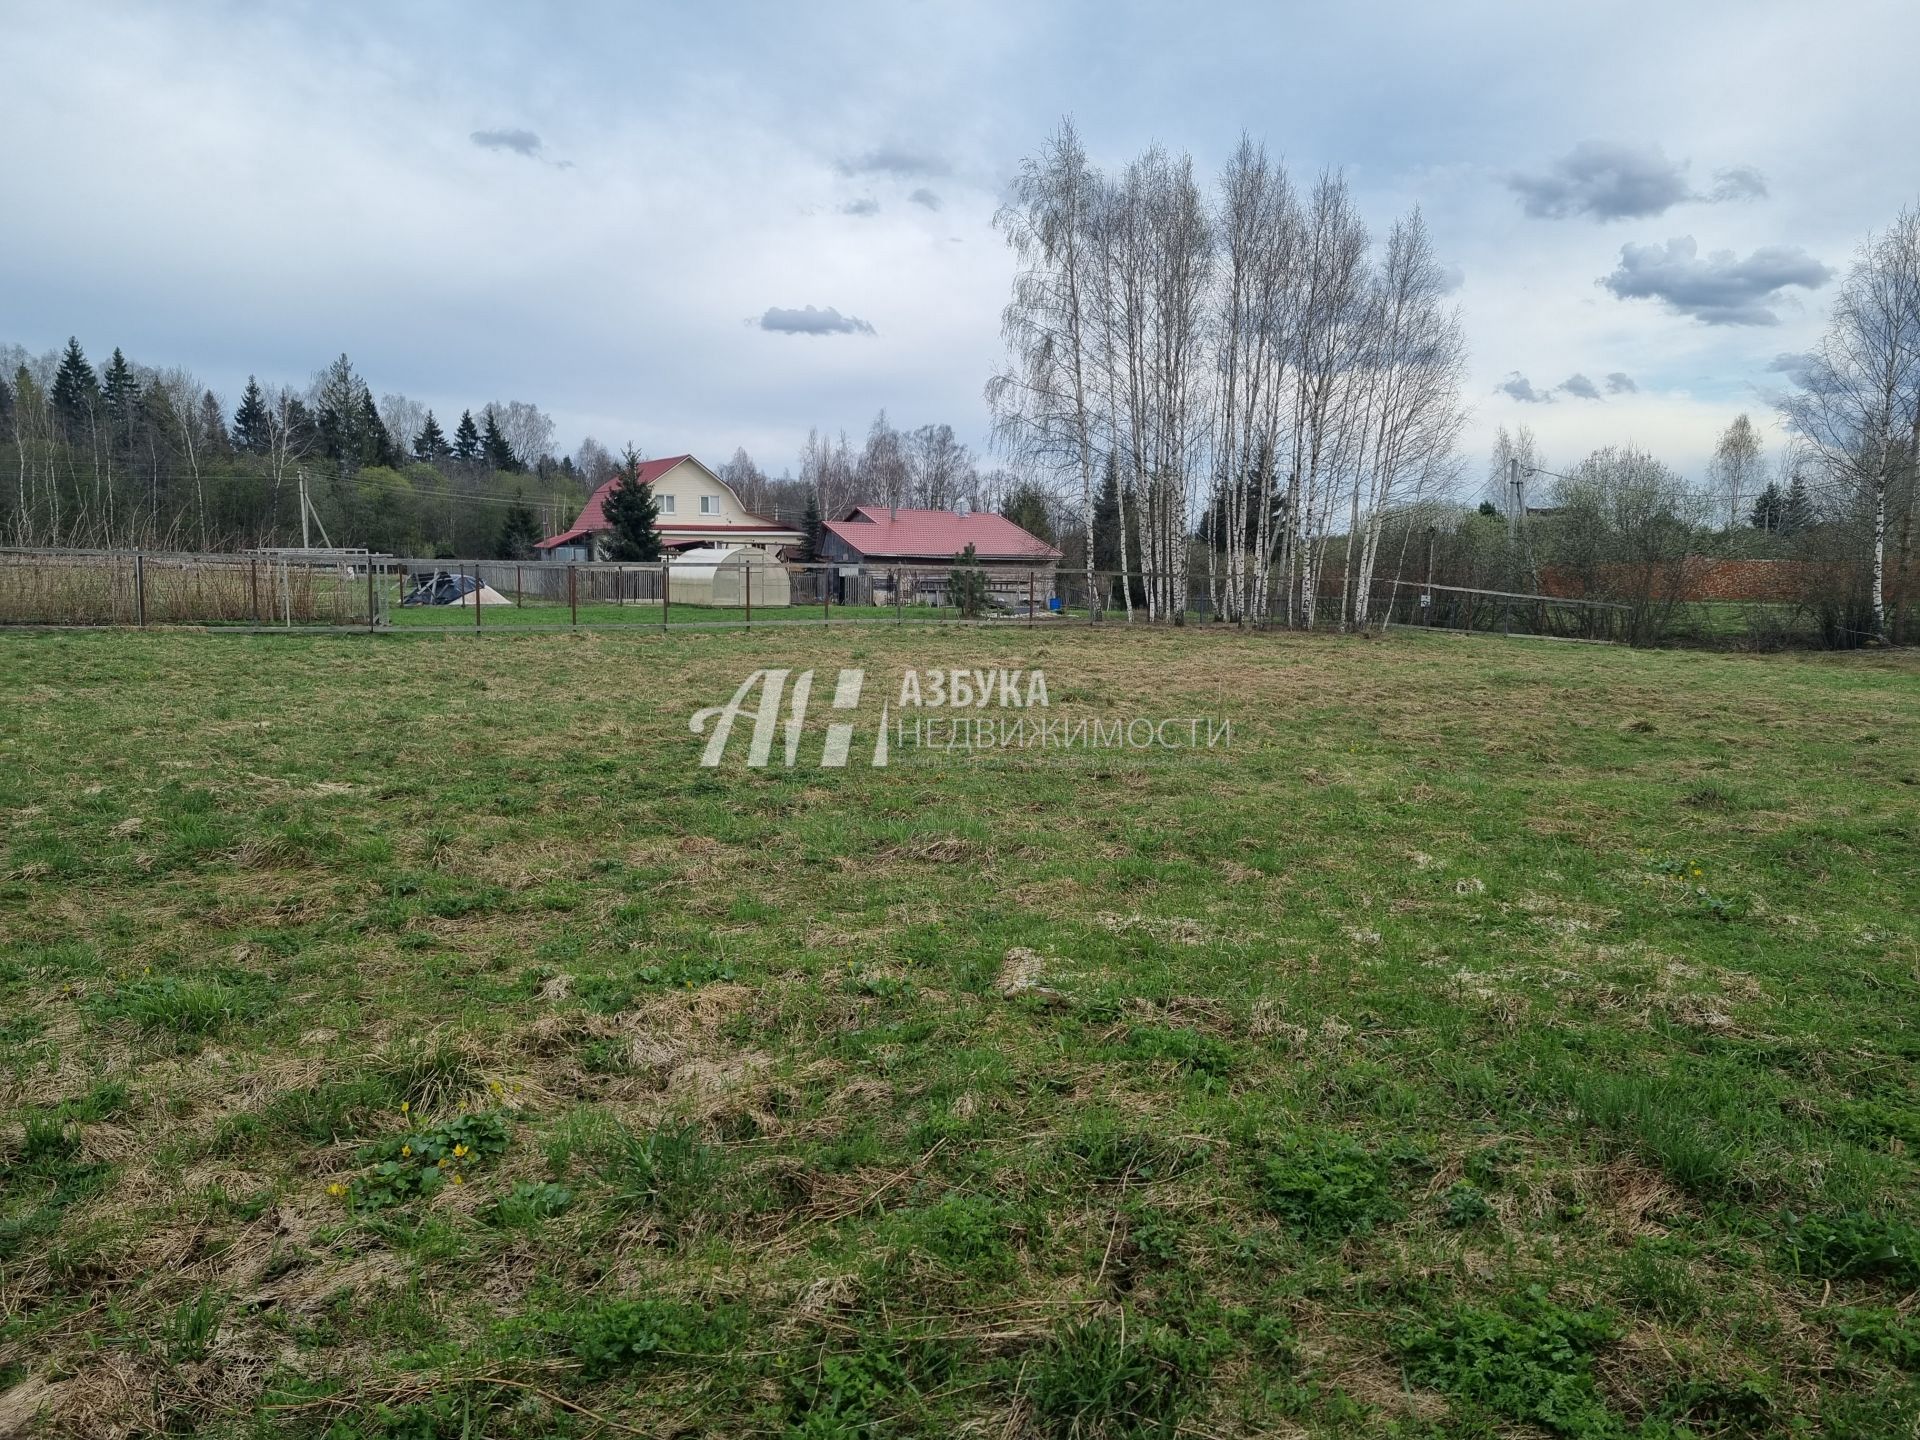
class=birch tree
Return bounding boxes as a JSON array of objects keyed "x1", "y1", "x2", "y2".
[
  {"x1": 1706, "y1": 413, "x2": 1764, "y2": 535},
  {"x1": 987, "y1": 118, "x2": 1103, "y2": 609},
  {"x1": 1782, "y1": 204, "x2": 1920, "y2": 642}
]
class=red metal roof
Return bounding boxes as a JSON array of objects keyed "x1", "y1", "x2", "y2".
[{"x1": 823, "y1": 506, "x2": 1062, "y2": 562}]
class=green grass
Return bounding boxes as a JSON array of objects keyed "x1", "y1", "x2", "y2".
[{"x1": 0, "y1": 625, "x2": 1916, "y2": 1435}]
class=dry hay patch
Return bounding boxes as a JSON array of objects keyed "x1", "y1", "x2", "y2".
[{"x1": 1095, "y1": 912, "x2": 1209, "y2": 945}]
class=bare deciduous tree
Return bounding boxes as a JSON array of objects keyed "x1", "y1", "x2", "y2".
[
  {"x1": 1707, "y1": 413, "x2": 1765, "y2": 534},
  {"x1": 1781, "y1": 204, "x2": 1920, "y2": 642}
]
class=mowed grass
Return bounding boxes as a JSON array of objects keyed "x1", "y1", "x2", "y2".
[{"x1": 0, "y1": 625, "x2": 1916, "y2": 1438}]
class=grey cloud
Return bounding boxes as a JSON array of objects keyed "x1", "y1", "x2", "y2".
[
  {"x1": 908, "y1": 187, "x2": 942, "y2": 211},
  {"x1": 1559, "y1": 373, "x2": 1603, "y2": 400},
  {"x1": 1707, "y1": 165, "x2": 1768, "y2": 202},
  {"x1": 1499, "y1": 372, "x2": 1552, "y2": 403},
  {"x1": 470, "y1": 127, "x2": 543, "y2": 158},
  {"x1": 1438, "y1": 263, "x2": 1465, "y2": 295},
  {"x1": 757, "y1": 305, "x2": 875, "y2": 337},
  {"x1": 1604, "y1": 371, "x2": 1638, "y2": 394},
  {"x1": 840, "y1": 197, "x2": 880, "y2": 217},
  {"x1": 1507, "y1": 141, "x2": 1767, "y2": 221},
  {"x1": 1765, "y1": 350, "x2": 1831, "y2": 391},
  {"x1": 1508, "y1": 142, "x2": 1690, "y2": 220},
  {"x1": 835, "y1": 146, "x2": 951, "y2": 179},
  {"x1": 1600, "y1": 237, "x2": 1832, "y2": 325}
]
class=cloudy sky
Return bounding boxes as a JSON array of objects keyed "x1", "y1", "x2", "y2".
[{"x1": 3, "y1": 0, "x2": 1916, "y2": 487}]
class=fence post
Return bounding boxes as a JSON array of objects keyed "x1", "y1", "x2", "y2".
[
  {"x1": 473, "y1": 565, "x2": 481, "y2": 631},
  {"x1": 134, "y1": 552, "x2": 146, "y2": 628},
  {"x1": 516, "y1": 565, "x2": 522, "y2": 608},
  {"x1": 1028, "y1": 570, "x2": 1035, "y2": 628},
  {"x1": 569, "y1": 564, "x2": 578, "y2": 628},
  {"x1": 367, "y1": 564, "x2": 376, "y2": 634},
  {"x1": 250, "y1": 556, "x2": 261, "y2": 626},
  {"x1": 745, "y1": 561, "x2": 752, "y2": 628},
  {"x1": 662, "y1": 558, "x2": 670, "y2": 632},
  {"x1": 895, "y1": 569, "x2": 902, "y2": 625},
  {"x1": 822, "y1": 564, "x2": 830, "y2": 624},
  {"x1": 618, "y1": 566, "x2": 625, "y2": 607}
]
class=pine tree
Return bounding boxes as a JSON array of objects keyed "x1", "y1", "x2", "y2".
[
  {"x1": 50, "y1": 337, "x2": 100, "y2": 438},
  {"x1": 413, "y1": 410, "x2": 448, "y2": 461},
  {"x1": 602, "y1": 446, "x2": 662, "y2": 560},
  {"x1": 498, "y1": 497, "x2": 542, "y2": 560},
  {"x1": 452, "y1": 409, "x2": 482, "y2": 463},
  {"x1": 800, "y1": 488, "x2": 824, "y2": 563},
  {"x1": 482, "y1": 409, "x2": 518, "y2": 472},
  {"x1": 233, "y1": 377, "x2": 270, "y2": 454}
]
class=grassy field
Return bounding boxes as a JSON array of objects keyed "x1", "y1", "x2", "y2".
[{"x1": 1, "y1": 626, "x2": 1916, "y2": 1438}]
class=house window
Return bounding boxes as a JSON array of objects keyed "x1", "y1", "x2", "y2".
[
  {"x1": 657, "y1": 494, "x2": 676, "y2": 514},
  {"x1": 700, "y1": 495, "x2": 720, "y2": 515}
]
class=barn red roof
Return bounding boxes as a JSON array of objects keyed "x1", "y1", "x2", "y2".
[
  {"x1": 822, "y1": 507, "x2": 1061, "y2": 562},
  {"x1": 539, "y1": 455, "x2": 694, "y2": 545},
  {"x1": 534, "y1": 456, "x2": 801, "y2": 550}
]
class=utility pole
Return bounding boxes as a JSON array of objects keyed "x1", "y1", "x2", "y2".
[
  {"x1": 298, "y1": 469, "x2": 311, "y2": 550},
  {"x1": 1507, "y1": 457, "x2": 1521, "y2": 546}
]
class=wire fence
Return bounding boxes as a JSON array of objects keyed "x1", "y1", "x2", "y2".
[{"x1": 0, "y1": 545, "x2": 1864, "y2": 648}]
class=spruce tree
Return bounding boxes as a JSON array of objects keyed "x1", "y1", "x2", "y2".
[
  {"x1": 452, "y1": 409, "x2": 482, "y2": 462},
  {"x1": 0, "y1": 372, "x2": 13, "y2": 445},
  {"x1": 1001, "y1": 483, "x2": 1055, "y2": 546},
  {"x1": 413, "y1": 411, "x2": 448, "y2": 461},
  {"x1": 800, "y1": 488, "x2": 823, "y2": 563},
  {"x1": 1092, "y1": 452, "x2": 1123, "y2": 572},
  {"x1": 199, "y1": 391, "x2": 230, "y2": 455},
  {"x1": 358, "y1": 386, "x2": 398, "y2": 468},
  {"x1": 1783, "y1": 473, "x2": 1813, "y2": 536},
  {"x1": 1748, "y1": 482, "x2": 1785, "y2": 533},
  {"x1": 482, "y1": 409, "x2": 518, "y2": 472},
  {"x1": 498, "y1": 498, "x2": 542, "y2": 560},
  {"x1": 313, "y1": 354, "x2": 362, "y2": 462},
  {"x1": 602, "y1": 447, "x2": 662, "y2": 560},
  {"x1": 233, "y1": 377, "x2": 270, "y2": 454},
  {"x1": 101, "y1": 347, "x2": 139, "y2": 431},
  {"x1": 50, "y1": 337, "x2": 99, "y2": 437}
]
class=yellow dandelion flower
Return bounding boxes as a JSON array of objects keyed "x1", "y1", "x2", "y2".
[
  {"x1": 401, "y1": 1145, "x2": 412, "y2": 1157},
  {"x1": 400, "y1": 1101, "x2": 410, "y2": 1114},
  {"x1": 437, "y1": 1157, "x2": 448, "y2": 1168},
  {"x1": 452, "y1": 1143, "x2": 469, "y2": 1158},
  {"x1": 326, "y1": 1182, "x2": 347, "y2": 1198},
  {"x1": 453, "y1": 1173, "x2": 464, "y2": 1186}
]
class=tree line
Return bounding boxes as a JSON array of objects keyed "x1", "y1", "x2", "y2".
[{"x1": 1, "y1": 341, "x2": 586, "y2": 557}]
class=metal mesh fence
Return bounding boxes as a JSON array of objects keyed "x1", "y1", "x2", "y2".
[{"x1": 0, "y1": 545, "x2": 1839, "y2": 648}]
